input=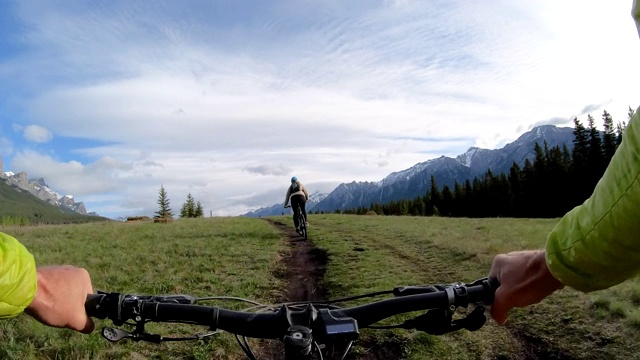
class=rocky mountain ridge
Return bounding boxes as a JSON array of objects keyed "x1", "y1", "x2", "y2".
[{"x1": 0, "y1": 156, "x2": 95, "y2": 216}]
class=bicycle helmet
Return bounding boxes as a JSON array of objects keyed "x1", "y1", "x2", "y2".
[{"x1": 291, "y1": 176, "x2": 298, "y2": 183}]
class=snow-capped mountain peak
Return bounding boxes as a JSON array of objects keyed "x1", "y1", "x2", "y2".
[{"x1": 0, "y1": 165, "x2": 90, "y2": 215}]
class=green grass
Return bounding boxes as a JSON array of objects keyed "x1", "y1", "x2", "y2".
[
  {"x1": 2, "y1": 215, "x2": 640, "y2": 359},
  {"x1": 1, "y1": 218, "x2": 287, "y2": 360},
  {"x1": 295, "y1": 214, "x2": 640, "y2": 360}
]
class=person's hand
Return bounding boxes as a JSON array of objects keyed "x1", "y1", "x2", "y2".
[
  {"x1": 25, "y1": 265, "x2": 95, "y2": 333},
  {"x1": 488, "y1": 250, "x2": 564, "y2": 325}
]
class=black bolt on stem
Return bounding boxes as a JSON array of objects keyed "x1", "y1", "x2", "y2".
[{"x1": 284, "y1": 325, "x2": 313, "y2": 360}]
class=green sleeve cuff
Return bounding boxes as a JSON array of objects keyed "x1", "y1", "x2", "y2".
[{"x1": 0, "y1": 232, "x2": 37, "y2": 318}]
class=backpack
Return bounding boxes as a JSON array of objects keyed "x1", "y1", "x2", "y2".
[{"x1": 290, "y1": 182, "x2": 300, "y2": 193}]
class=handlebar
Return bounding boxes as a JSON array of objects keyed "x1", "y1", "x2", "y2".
[{"x1": 85, "y1": 277, "x2": 498, "y2": 345}]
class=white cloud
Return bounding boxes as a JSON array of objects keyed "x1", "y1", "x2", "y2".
[
  {"x1": 23, "y1": 125, "x2": 53, "y2": 143},
  {"x1": 10, "y1": 150, "x2": 136, "y2": 196},
  {"x1": 2, "y1": 1, "x2": 640, "y2": 218},
  {"x1": 245, "y1": 164, "x2": 292, "y2": 176}
]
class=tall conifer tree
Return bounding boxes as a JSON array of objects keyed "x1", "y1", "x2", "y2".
[
  {"x1": 601, "y1": 110, "x2": 617, "y2": 163},
  {"x1": 155, "y1": 185, "x2": 173, "y2": 219}
]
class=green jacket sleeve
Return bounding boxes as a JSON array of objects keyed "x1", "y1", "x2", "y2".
[
  {"x1": 546, "y1": 1, "x2": 640, "y2": 292},
  {"x1": 0, "y1": 232, "x2": 37, "y2": 318},
  {"x1": 545, "y1": 106, "x2": 640, "y2": 292}
]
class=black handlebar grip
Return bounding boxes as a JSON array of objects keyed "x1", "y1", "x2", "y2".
[
  {"x1": 85, "y1": 293, "x2": 106, "y2": 319},
  {"x1": 487, "y1": 277, "x2": 500, "y2": 290},
  {"x1": 484, "y1": 277, "x2": 500, "y2": 305}
]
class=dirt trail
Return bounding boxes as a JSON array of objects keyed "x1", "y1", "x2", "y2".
[
  {"x1": 266, "y1": 218, "x2": 328, "y2": 302},
  {"x1": 258, "y1": 218, "x2": 402, "y2": 360},
  {"x1": 253, "y1": 219, "x2": 327, "y2": 360}
]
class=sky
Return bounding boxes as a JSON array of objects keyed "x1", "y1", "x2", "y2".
[{"x1": 1, "y1": 1, "x2": 639, "y2": 219}]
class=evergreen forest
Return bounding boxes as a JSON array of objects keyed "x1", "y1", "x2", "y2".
[{"x1": 343, "y1": 109, "x2": 633, "y2": 218}]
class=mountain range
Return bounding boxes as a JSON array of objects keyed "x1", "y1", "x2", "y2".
[
  {"x1": 245, "y1": 124, "x2": 575, "y2": 217},
  {"x1": 244, "y1": 190, "x2": 328, "y2": 218},
  {"x1": 0, "y1": 155, "x2": 96, "y2": 216}
]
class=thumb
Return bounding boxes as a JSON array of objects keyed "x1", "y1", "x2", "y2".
[
  {"x1": 77, "y1": 315, "x2": 95, "y2": 334},
  {"x1": 490, "y1": 286, "x2": 510, "y2": 325}
]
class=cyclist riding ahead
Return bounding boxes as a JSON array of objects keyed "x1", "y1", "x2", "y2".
[{"x1": 284, "y1": 176, "x2": 309, "y2": 233}]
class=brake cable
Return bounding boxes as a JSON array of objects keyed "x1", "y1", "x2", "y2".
[
  {"x1": 95, "y1": 279, "x2": 494, "y2": 358},
  {"x1": 99, "y1": 295, "x2": 266, "y2": 344},
  {"x1": 365, "y1": 281, "x2": 488, "y2": 335}
]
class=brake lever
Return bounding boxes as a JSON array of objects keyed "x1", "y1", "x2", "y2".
[
  {"x1": 403, "y1": 304, "x2": 487, "y2": 335},
  {"x1": 451, "y1": 305, "x2": 486, "y2": 332},
  {"x1": 102, "y1": 327, "x2": 164, "y2": 343},
  {"x1": 392, "y1": 285, "x2": 441, "y2": 296},
  {"x1": 102, "y1": 327, "x2": 135, "y2": 342},
  {"x1": 405, "y1": 308, "x2": 452, "y2": 335}
]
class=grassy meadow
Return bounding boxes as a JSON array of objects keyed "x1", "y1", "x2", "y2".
[{"x1": 1, "y1": 215, "x2": 640, "y2": 359}]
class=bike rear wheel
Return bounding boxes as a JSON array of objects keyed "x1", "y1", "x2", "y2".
[
  {"x1": 300, "y1": 216, "x2": 307, "y2": 240},
  {"x1": 296, "y1": 206, "x2": 307, "y2": 240}
]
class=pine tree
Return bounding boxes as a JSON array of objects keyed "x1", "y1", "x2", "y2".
[
  {"x1": 399, "y1": 200, "x2": 409, "y2": 216},
  {"x1": 155, "y1": 185, "x2": 173, "y2": 219},
  {"x1": 508, "y1": 162, "x2": 522, "y2": 216},
  {"x1": 520, "y1": 158, "x2": 534, "y2": 217},
  {"x1": 195, "y1": 201, "x2": 204, "y2": 217},
  {"x1": 616, "y1": 107, "x2": 633, "y2": 145},
  {"x1": 601, "y1": 110, "x2": 617, "y2": 163},
  {"x1": 440, "y1": 185, "x2": 453, "y2": 217},
  {"x1": 561, "y1": 144, "x2": 571, "y2": 172},
  {"x1": 463, "y1": 179, "x2": 474, "y2": 217},
  {"x1": 533, "y1": 142, "x2": 547, "y2": 176},
  {"x1": 546, "y1": 145, "x2": 569, "y2": 217},
  {"x1": 428, "y1": 175, "x2": 441, "y2": 215},
  {"x1": 571, "y1": 117, "x2": 589, "y2": 170},
  {"x1": 180, "y1": 193, "x2": 196, "y2": 218},
  {"x1": 452, "y1": 181, "x2": 465, "y2": 217},
  {"x1": 411, "y1": 197, "x2": 425, "y2": 216},
  {"x1": 587, "y1": 114, "x2": 603, "y2": 176},
  {"x1": 571, "y1": 117, "x2": 592, "y2": 203}
]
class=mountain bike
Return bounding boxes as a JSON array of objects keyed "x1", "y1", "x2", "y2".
[
  {"x1": 85, "y1": 277, "x2": 498, "y2": 360},
  {"x1": 285, "y1": 204, "x2": 307, "y2": 240}
]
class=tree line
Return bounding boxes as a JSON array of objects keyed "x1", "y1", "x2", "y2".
[
  {"x1": 155, "y1": 185, "x2": 204, "y2": 219},
  {"x1": 342, "y1": 108, "x2": 633, "y2": 218}
]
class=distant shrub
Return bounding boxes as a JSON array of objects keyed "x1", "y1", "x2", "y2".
[
  {"x1": 1, "y1": 215, "x2": 30, "y2": 226},
  {"x1": 127, "y1": 216, "x2": 151, "y2": 222}
]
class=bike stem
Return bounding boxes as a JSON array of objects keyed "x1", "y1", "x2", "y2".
[{"x1": 282, "y1": 304, "x2": 317, "y2": 360}]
